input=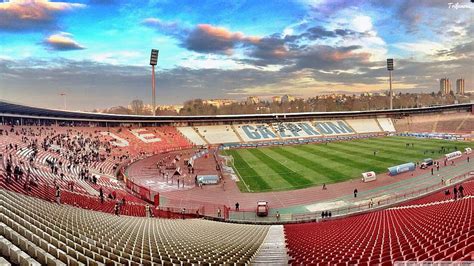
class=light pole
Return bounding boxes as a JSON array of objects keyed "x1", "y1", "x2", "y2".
[
  {"x1": 150, "y1": 49, "x2": 159, "y2": 116},
  {"x1": 387, "y1": 58, "x2": 394, "y2": 109},
  {"x1": 59, "y1": 92, "x2": 67, "y2": 110}
]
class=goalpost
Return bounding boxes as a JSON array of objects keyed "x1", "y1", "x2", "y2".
[
  {"x1": 227, "y1": 155, "x2": 234, "y2": 167},
  {"x1": 222, "y1": 154, "x2": 251, "y2": 192}
]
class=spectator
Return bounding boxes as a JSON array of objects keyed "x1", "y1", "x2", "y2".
[
  {"x1": 458, "y1": 184, "x2": 464, "y2": 198},
  {"x1": 114, "y1": 202, "x2": 120, "y2": 216},
  {"x1": 99, "y1": 188, "x2": 104, "y2": 203},
  {"x1": 217, "y1": 208, "x2": 221, "y2": 218},
  {"x1": 453, "y1": 186, "x2": 458, "y2": 200},
  {"x1": 235, "y1": 202, "x2": 240, "y2": 211},
  {"x1": 55, "y1": 186, "x2": 61, "y2": 204}
]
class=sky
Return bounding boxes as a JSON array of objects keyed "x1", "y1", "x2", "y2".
[{"x1": 0, "y1": 0, "x2": 473, "y2": 110}]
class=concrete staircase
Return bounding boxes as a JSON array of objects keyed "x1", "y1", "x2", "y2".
[
  {"x1": 456, "y1": 113, "x2": 470, "y2": 132},
  {"x1": 231, "y1": 125, "x2": 245, "y2": 143},
  {"x1": 431, "y1": 114, "x2": 440, "y2": 132},
  {"x1": 251, "y1": 225, "x2": 289, "y2": 265},
  {"x1": 77, "y1": 180, "x2": 100, "y2": 196},
  {"x1": 193, "y1": 127, "x2": 211, "y2": 145}
]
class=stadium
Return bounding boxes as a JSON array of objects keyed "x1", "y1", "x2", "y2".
[
  {"x1": 1, "y1": 0, "x2": 474, "y2": 265},
  {"x1": 1, "y1": 100, "x2": 473, "y2": 265}
]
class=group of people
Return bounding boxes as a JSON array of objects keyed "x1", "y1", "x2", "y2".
[
  {"x1": 452, "y1": 184, "x2": 465, "y2": 200},
  {"x1": 321, "y1": 211, "x2": 332, "y2": 218}
]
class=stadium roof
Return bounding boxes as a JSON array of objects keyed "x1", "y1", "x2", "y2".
[{"x1": 0, "y1": 99, "x2": 471, "y2": 123}]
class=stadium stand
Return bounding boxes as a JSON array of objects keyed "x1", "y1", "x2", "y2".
[
  {"x1": 177, "y1": 127, "x2": 208, "y2": 145},
  {"x1": 0, "y1": 101, "x2": 472, "y2": 265},
  {"x1": 345, "y1": 118, "x2": 382, "y2": 133},
  {"x1": 285, "y1": 197, "x2": 473, "y2": 265},
  {"x1": 200, "y1": 119, "x2": 385, "y2": 143},
  {"x1": 456, "y1": 114, "x2": 474, "y2": 133},
  {"x1": 0, "y1": 125, "x2": 172, "y2": 214},
  {"x1": 1, "y1": 189, "x2": 269, "y2": 265},
  {"x1": 194, "y1": 125, "x2": 241, "y2": 144},
  {"x1": 377, "y1": 118, "x2": 396, "y2": 132},
  {"x1": 234, "y1": 124, "x2": 279, "y2": 142},
  {"x1": 392, "y1": 111, "x2": 474, "y2": 134},
  {"x1": 436, "y1": 112, "x2": 473, "y2": 133},
  {"x1": 399, "y1": 180, "x2": 474, "y2": 207}
]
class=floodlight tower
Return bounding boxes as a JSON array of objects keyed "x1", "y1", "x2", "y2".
[
  {"x1": 150, "y1": 49, "x2": 159, "y2": 116},
  {"x1": 387, "y1": 58, "x2": 394, "y2": 109}
]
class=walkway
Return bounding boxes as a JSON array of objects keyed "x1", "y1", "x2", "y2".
[{"x1": 251, "y1": 225, "x2": 288, "y2": 265}]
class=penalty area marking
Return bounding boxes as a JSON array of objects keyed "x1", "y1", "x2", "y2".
[{"x1": 230, "y1": 159, "x2": 252, "y2": 193}]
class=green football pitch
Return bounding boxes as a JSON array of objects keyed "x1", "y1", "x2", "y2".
[{"x1": 222, "y1": 136, "x2": 473, "y2": 193}]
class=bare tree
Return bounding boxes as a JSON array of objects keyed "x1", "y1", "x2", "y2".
[
  {"x1": 104, "y1": 106, "x2": 132, "y2": 115},
  {"x1": 130, "y1": 99, "x2": 145, "y2": 115}
]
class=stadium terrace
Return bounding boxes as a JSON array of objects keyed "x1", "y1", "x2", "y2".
[{"x1": 0, "y1": 100, "x2": 473, "y2": 265}]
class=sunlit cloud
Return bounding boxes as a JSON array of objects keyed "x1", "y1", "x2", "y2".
[
  {"x1": 43, "y1": 32, "x2": 85, "y2": 51},
  {"x1": 0, "y1": 0, "x2": 85, "y2": 31}
]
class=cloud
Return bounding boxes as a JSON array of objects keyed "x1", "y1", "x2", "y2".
[
  {"x1": 1, "y1": 45, "x2": 472, "y2": 110},
  {"x1": 88, "y1": 0, "x2": 117, "y2": 4},
  {"x1": 242, "y1": 35, "x2": 290, "y2": 66},
  {"x1": 0, "y1": 58, "x2": 290, "y2": 109},
  {"x1": 0, "y1": 0, "x2": 85, "y2": 32},
  {"x1": 43, "y1": 32, "x2": 85, "y2": 51},
  {"x1": 291, "y1": 45, "x2": 372, "y2": 71},
  {"x1": 143, "y1": 19, "x2": 261, "y2": 55},
  {"x1": 351, "y1": 15, "x2": 372, "y2": 32},
  {"x1": 301, "y1": 0, "x2": 462, "y2": 33},
  {"x1": 183, "y1": 24, "x2": 260, "y2": 54},
  {"x1": 142, "y1": 18, "x2": 185, "y2": 38},
  {"x1": 436, "y1": 41, "x2": 474, "y2": 59},
  {"x1": 91, "y1": 50, "x2": 142, "y2": 65}
]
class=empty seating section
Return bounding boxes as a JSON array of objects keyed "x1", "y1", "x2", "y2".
[
  {"x1": 194, "y1": 125, "x2": 241, "y2": 144},
  {"x1": 457, "y1": 116, "x2": 474, "y2": 133},
  {"x1": 392, "y1": 112, "x2": 474, "y2": 133},
  {"x1": 399, "y1": 180, "x2": 474, "y2": 207},
  {"x1": 194, "y1": 119, "x2": 387, "y2": 144},
  {"x1": 107, "y1": 114, "x2": 472, "y2": 146},
  {"x1": 271, "y1": 121, "x2": 317, "y2": 139},
  {"x1": 234, "y1": 124, "x2": 279, "y2": 142},
  {"x1": 285, "y1": 198, "x2": 473, "y2": 265},
  {"x1": 345, "y1": 119, "x2": 381, "y2": 133},
  {"x1": 377, "y1": 118, "x2": 396, "y2": 132},
  {"x1": 177, "y1": 127, "x2": 208, "y2": 145},
  {"x1": 436, "y1": 112, "x2": 473, "y2": 133},
  {"x1": 413, "y1": 115, "x2": 438, "y2": 132},
  {"x1": 1, "y1": 189, "x2": 269, "y2": 265},
  {"x1": 392, "y1": 117, "x2": 410, "y2": 132},
  {"x1": 107, "y1": 127, "x2": 192, "y2": 155}
]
